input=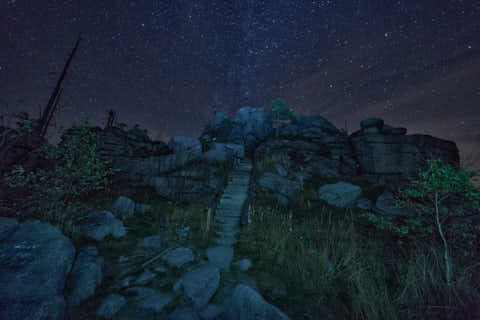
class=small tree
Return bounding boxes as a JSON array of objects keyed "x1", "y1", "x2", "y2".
[
  {"x1": 394, "y1": 157, "x2": 480, "y2": 289},
  {"x1": 268, "y1": 98, "x2": 295, "y2": 138}
]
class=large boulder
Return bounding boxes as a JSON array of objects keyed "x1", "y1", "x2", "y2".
[
  {"x1": 255, "y1": 115, "x2": 358, "y2": 179},
  {"x1": 257, "y1": 172, "x2": 303, "y2": 205},
  {"x1": 373, "y1": 191, "x2": 419, "y2": 220},
  {"x1": 202, "y1": 143, "x2": 245, "y2": 164},
  {"x1": 256, "y1": 139, "x2": 357, "y2": 179},
  {"x1": 72, "y1": 210, "x2": 126, "y2": 241},
  {"x1": 224, "y1": 284, "x2": 291, "y2": 320},
  {"x1": 199, "y1": 107, "x2": 273, "y2": 156},
  {"x1": 168, "y1": 136, "x2": 202, "y2": 165},
  {"x1": 0, "y1": 219, "x2": 76, "y2": 320},
  {"x1": 65, "y1": 247, "x2": 104, "y2": 311},
  {"x1": 317, "y1": 182, "x2": 362, "y2": 208},
  {"x1": 231, "y1": 107, "x2": 273, "y2": 155}
]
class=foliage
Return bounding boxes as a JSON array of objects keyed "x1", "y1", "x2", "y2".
[
  {"x1": 360, "y1": 157, "x2": 480, "y2": 289},
  {"x1": 267, "y1": 98, "x2": 295, "y2": 122},
  {"x1": 3, "y1": 119, "x2": 122, "y2": 218},
  {"x1": 267, "y1": 98, "x2": 295, "y2": 138}
]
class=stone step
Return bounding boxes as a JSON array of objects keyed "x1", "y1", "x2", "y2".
[
  {"x1": 220, "y1": 190, "x2": 248, "y2": 197},
  {"x1": 225, "y1": 184, "x2": 249, "y2": 190},
  {"x1": 215, "y1": 207, "x2": 243, "y2": 215},
  {"x1": 229, "y1": 173, "x2": 250, "y2": 179},
  {"x1": 219, "y1": 196, "x2": 248, "y2": 204},
  {"x1": 226, "y1": 180, "x2": 250, "y2": 186},
  {"x1": 214, "y1": 235, "x2": 237, "y2": 247},
  {"x1": 223, "y1": 186, "x2": 249, "y2": 192},
  {"x1": 215, "y1": 211, "x2": 242, "y2": 219},
  {"x1": 229, "y1": 171, "x2": 250, "y2": 175},
  {"x1": 231, "y1": 171, "x2": 251, "y2": 175},
  {"x1": 217, "y1": 199, "x2": 246, "y2": 207},
  {"x1": 214, "y1": 221, "x2": 239, "y2": 232},
  {"x1": 214, "y1": 228, "x2": 239, "y2": 237},
  {"x1": 226, "y1": 180, "x2": 249, "y2": 186},
  {"x1": 214, "y1": 215, "x2": 240, "y2": 224}
]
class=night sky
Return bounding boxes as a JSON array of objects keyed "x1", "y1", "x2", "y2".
[{"x1": 1, "y1": 1, "x2": 480, "y2": 171}]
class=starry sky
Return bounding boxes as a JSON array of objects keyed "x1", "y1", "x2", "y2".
[{"x1": 1, "y1": 0, "x2": 480, "y2": 173}]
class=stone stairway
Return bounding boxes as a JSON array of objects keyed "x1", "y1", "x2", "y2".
[{"x1": 211, "y1": 158, "x2": 253, "y2": 247}]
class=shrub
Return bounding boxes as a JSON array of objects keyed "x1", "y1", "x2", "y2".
[
  {"x1": 3, "y1": 119, "x2": 122, "y2": 220},
  {"x1": 360, "y1": 157, "x2": 480, "y2": 289},
  {"x1": 267, "y1": 98, "x2": 295, "y2": 138}
]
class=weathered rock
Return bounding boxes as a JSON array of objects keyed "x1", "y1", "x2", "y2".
[
  {"x1": 200, "y1": 107, "x2": 273, "y2": 156},
  {"x1": 66, "y1": 246, "x2": 104, "y2": 311},
  {"x1": 135, "y1": 270, "x2": 157, "y2": 285},
  {"x1": 232, "y1": 259, "x2": 252, "y2": 272},
  {"x1": 280, "y1": 114, "x2": 342, "y2": 138},
  {"x1": 73, "y1": 210, "x2": 126, "y2": 241},
  {"x1": 150, "y1": 175, "x2": 210, "y2": 203},
  {"x1": 198, "y1": 303, "x2": 224, "y2": 320},
  {"x1": 169, "y1": 307, "x2": 201, "y2": 320},
  {"x1": 355, "y1": 196, "x2": 373, "y2": 210},
  {"x1": 257, "y1": 172, "x2": 303, "y2": 205},
  {"x1": 206, "y1": 246, "x2": 234, "y2": 271},
  {"x1": 381, "y1": 124, "x2": 407, "y2": 135},
  {"x1": 360, "y1": 117, "x2": 384, "y2": 133},
  {"x1": 72, "y1": 125, "x2": 172, "y2": 160},
  {"x1": 351, "y1": 124, "x2": 460, "y2": 188},
  {"x1": 225, "y1": 284, "x2": 291, "y2": 320},
  {"x1": 202, "y1": 142, "x2": 244, "y2": 164},
  {"x1": 160, "y1": 246, "x2": 195, "y2": 268},
  {"x1": 111, "y1": 196, "x2": 135, "y2": 220},
  {"x1": 0, "y1": 219, "x2": 76, "y2": 320},
  {"x1": 0, "y1": 216, "x2": 19, "y2": 240},
  {"x1": 373, "y1": 191, "x2": 419, "y2": 220},
  {"x1": 256, "y1": 115, "x2": 358, "y2": 179},
  {"x1": 173, "y1": 263, "x2": 220, "y2": 309},
  {"x1": 96, "y1": 294, "x2": 127, "y2": 319},
  {"x1": 123, "y1": 287, "x2": 174, "y2": 313},
  {"x1": 168, "y1": 136, "x2": 202, "y2": 165},
  {"x1": 137, "y1": 234, "x2": 167, "y2": 250},
  {"x1": 317, "y1": 182, "x2": 362, "y2": 208}
]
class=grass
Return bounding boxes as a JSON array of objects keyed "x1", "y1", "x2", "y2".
[{"x1": 1, "y1": 156, "x2": 479, "y2": 320}]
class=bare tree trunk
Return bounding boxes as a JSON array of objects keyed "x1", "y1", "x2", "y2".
[{"x1": 37, "y1": 35, "x2": 82, "y2": 138}]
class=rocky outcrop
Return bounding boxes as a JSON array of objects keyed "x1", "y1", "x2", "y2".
[
  {"x1": 58, "y1": 124, "x2": 171, "y2": 160},
  {"x1": 254, "y1": 116, "x2": 459, "y2": 204},
  {"x1": 255, "y1": 114, "x2": 358, "y2": 180},
  {"x1": 200, "y1": 107, "x2": 274, "y2": 156},
  {"x1": 350, "y1": 118, "x2": 460, "y2": 189}
]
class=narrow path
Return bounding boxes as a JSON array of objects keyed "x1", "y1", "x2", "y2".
[{"x1": 211, "y1": 158, "x2": 253, "y2": 247}]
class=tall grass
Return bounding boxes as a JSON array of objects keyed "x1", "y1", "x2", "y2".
[{"x1": 234, "y1": 195, "x2": 480, "y2": 319}]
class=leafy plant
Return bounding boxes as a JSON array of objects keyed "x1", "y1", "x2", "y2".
[
  {"x1": 392, "y1": 157, "x2": 480, "y2": 288},
  {"x1": 3, "y1": 119, "x2": 122, "y2": 219},
  {"x1": 267, "y1": 98, "x2": 295, "y2": 138}
]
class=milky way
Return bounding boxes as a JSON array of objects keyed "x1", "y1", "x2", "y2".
[{"x1": 1, "y1": 0, "x2": 479, "y2": 171}]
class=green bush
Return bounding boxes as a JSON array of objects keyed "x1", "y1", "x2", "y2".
[
  {"x1": 267, "y1": 98, "x2": 295, "y2": 122},
  {"x1": 267, "y1": 98, "x2": 295, "y2": 138},
  {"x1": 360, "y1": 157, "x2": 480, "y2": 289},
  {"x1": 3, "y1": 119, "x2": 122, "y2": 218}
]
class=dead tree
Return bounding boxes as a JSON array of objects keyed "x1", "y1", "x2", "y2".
[
  {"x1": 0, "y1": 35, "x2": 82, "y2": 201},
  {"x1": 35, "y1": 35, "x2": 81, "y2": 138}
]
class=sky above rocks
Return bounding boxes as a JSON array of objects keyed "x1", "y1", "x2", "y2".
[{"x1": 1, "y1": 0, "x2": 479, "y2": 170}]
